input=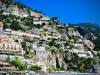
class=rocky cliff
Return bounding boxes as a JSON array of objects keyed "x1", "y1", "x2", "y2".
[{"x1": 0, "y1": 0, "x2": 100, "y2": 73}]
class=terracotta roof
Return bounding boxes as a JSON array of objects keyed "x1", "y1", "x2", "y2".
[{"x1": 33, "y1": 14, "x2": 41, "y2": 18}]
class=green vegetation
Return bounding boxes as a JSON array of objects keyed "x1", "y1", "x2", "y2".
[
  {"x1": 10, "y1": 20, "x2": 25, "y2": 31},
  {"x1": 29, "y1": 65, "x2": 42, "y2": 71},
  {"x1": 63, "y1": 52, "x2": 98, "y2": 72},
  {"x1": 0, "y1": 14, "x2": 26, "y2": 31},
  {"x1": 1, "y1": 0, "x2": 100, "y2": 73},
  {"x1": 21, "y1": 42, "x2": 27, "y2": 50},
  {"x1": 10, "y1": 57, "x2": 26, "y2": 70},
  {"x1": 61, "y1": 63, "x2": 65, "y2": 70},
  {"x1": 74, "y1": 22, "x2": 100, "y2": 51},
  {"x1": 52, "y1": 64, "x2": 65, "y2": 71}
]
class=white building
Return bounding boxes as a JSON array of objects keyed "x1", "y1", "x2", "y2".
[
  {"x1": 0, "y1": 32, "x2": 24, "y2": 55},
  {"x1": 34, "y1": 46, "x2": 48, "y2": 71},
  {"x1": 0, "y1": 42, "x2": 24, "y2": 55},
  {"x1": 72, "y1": 43, "x2": 93, "y2": 58},
  {"x1": 10, "y1": 30, "x2": 40, "y2": 39}
]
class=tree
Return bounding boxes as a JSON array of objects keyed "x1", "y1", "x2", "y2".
[
  {"x1": 48, "y1": 40, "x2": 56, "y2": 46},
  {"x1": 21, "y1": 42, "x2": 27, "y2": 50},
  {"x1": 30, "y1": 52, "x2": 36, "y2": 56},
  {"x1": 0, "y1": 10, "x2": 3, "y2": 14},
  {"x1": 55, "y1": 43, "x2": 60, "y2": 49},
  {"x1": 28, "y1": 45, "x2": 33, "y2": 50},
  {"x1": 10, "y1": 20, "x2": 25, "y2": 31},
  {"x1": 85, "y1": 58, "x2": 97, "y2": 72},
  {"x1": 51, "y1": 49, "x2": 55, "y2": 55},
  {"x1": 68, "y1": 23, "x2": 74, "y2": 27},
  {"x1": 3, "y1": 22, "x2": 10, "y2": 29},
  {"x1": 10, "y1": 57, "x2": 21, "y2": 69},
  {"x1": 61, "y1": 63, "x2": 65, "y2": 70},
  {"x1": 64, "y1": 41, "x2": 70, "y2": 46},
  {"x1": 51, "y1": 49, "x2": 59, "y2": 55},
  {"x1": 29, "y1": 65, "x2": 42, "y2": 71},
  {"x1": 42, "y1": 22, "x2": 45, "y2": 26},
  {"x1": 49, "y1": 21, "x2": 53, "y2": 25},
  {"x1": 34, "y1": 24, "x2": 42, "y2": 29},
  {"x1": 19, "y1": 64, "x2": 26, "y2": 71},
  {"x1": 25, "y1": 50, "x2": 30, "y2": 55},
  {"x1": 44, "y1": 29, "x2": 48, "y2": 31},
  {"x1": 10, "y1": 57, "x2": 26, "y2": 70}
]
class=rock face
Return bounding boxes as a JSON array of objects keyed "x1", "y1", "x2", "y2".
[
  {"x1": 67, "y1": 28, "x2": 80, "y2": 37},
  {"x1": 77, "y1": 27, "x2": 96, "y2": 40},
  {"x1": 0, "y1": 0, "x2": 45, "y2": 17},
  {"x1": 0, "y1": 0, "x2": 99, "y2": 73}
]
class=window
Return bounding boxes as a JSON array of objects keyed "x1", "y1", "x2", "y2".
[{"x1": 43, "y1": 52, "x2": 45, "y2": 53}]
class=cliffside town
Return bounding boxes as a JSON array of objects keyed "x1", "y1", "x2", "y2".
[{"x1": 0, "y1": 0, "x2": 100, "y2": 73}]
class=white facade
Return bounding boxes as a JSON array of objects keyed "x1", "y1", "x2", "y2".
[
  {"x1": 33, "y1": 21, "x2": 43, "y2": 25},
  {"x1": 0, "y1": 31, "x2": 24, "y2": 55},
  {"x1": 0, "y1": 42, "x2": 24, "y2": 55},
  {"x1": 40, "y1": 17, "x2": 50, "y2": 21},
  {"x1": 34, "y1": 46, "x2": 48, "y2": 69},
  {"x1": 11, "y1": 30, "x2": 40, "y2": 38},
  {"x1": 84, "y1": 39, "x2": 94, "y2": 47},
  {"x1": 30, "y1": 10, "x2": 36, "y2": 16},
  {"x1": 26, "y1": 42, "x2": 32, "y2": 46},
  {"x1": 73, "y1": 43, "x2": 84, "y2": 51}
]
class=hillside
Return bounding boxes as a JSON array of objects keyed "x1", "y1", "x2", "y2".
[
  {"x1": 74, "y1": 22, "x2": 99, "y2": 28},
  {"x1": 73, "y1": 22, "x2": 100, "y2": 51},
  {"x1": 74, "y1": 22, "x2": 100, "y2": 36},
  {"x1": 0, "y1": 0, "x2": 100, "y2": 73}
]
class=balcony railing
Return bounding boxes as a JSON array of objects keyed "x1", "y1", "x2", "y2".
[{"x1": 0, "y1": 49, "x2": 23, "y2": 55}]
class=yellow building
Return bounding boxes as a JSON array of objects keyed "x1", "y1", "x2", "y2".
[{"x1": 0, "y1": 34, "x2": 24, "y2": 55}]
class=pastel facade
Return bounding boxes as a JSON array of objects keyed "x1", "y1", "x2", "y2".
[
  {"x1": 0, "y1": 32, "x2": 24, "y2": 55},
  {"x1": 0, "y1": 22, "x2": 3, "y2": 32},
  {"x1": 33, "y1": 14, "x2": 50, "y2": 25},
  {"x1": 72, "y1": 43, "x2": 93, "y2": 58},
  {"x1": 84, "y1": 39, "x2": 95, "y2": 50},
  {"x1": 0, "y1": 60, "x2": 16, "y2": 71},
  {"x1": 0, "y1": 42, "x2": 24, "y2": 55}
]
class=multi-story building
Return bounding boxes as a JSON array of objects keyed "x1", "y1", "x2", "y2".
[
  {"x1": 83, "y1": 39, "x2": 95, "y2": 50},
  {"x1": 0, "y1": 32, "x2": 24, "y2": 55},
  {"x1": 11, "y1": 30, "x2": 40, "y2": 39},
  {"x1": 33, "y1": 14, "x2": 50, "y2": 25},
  {"x1": 71, "y1": 43, "x2": 93, "y2": 58},
  {"x1": 0, "y1": 59, "x2": 16, "y2": 71}
]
